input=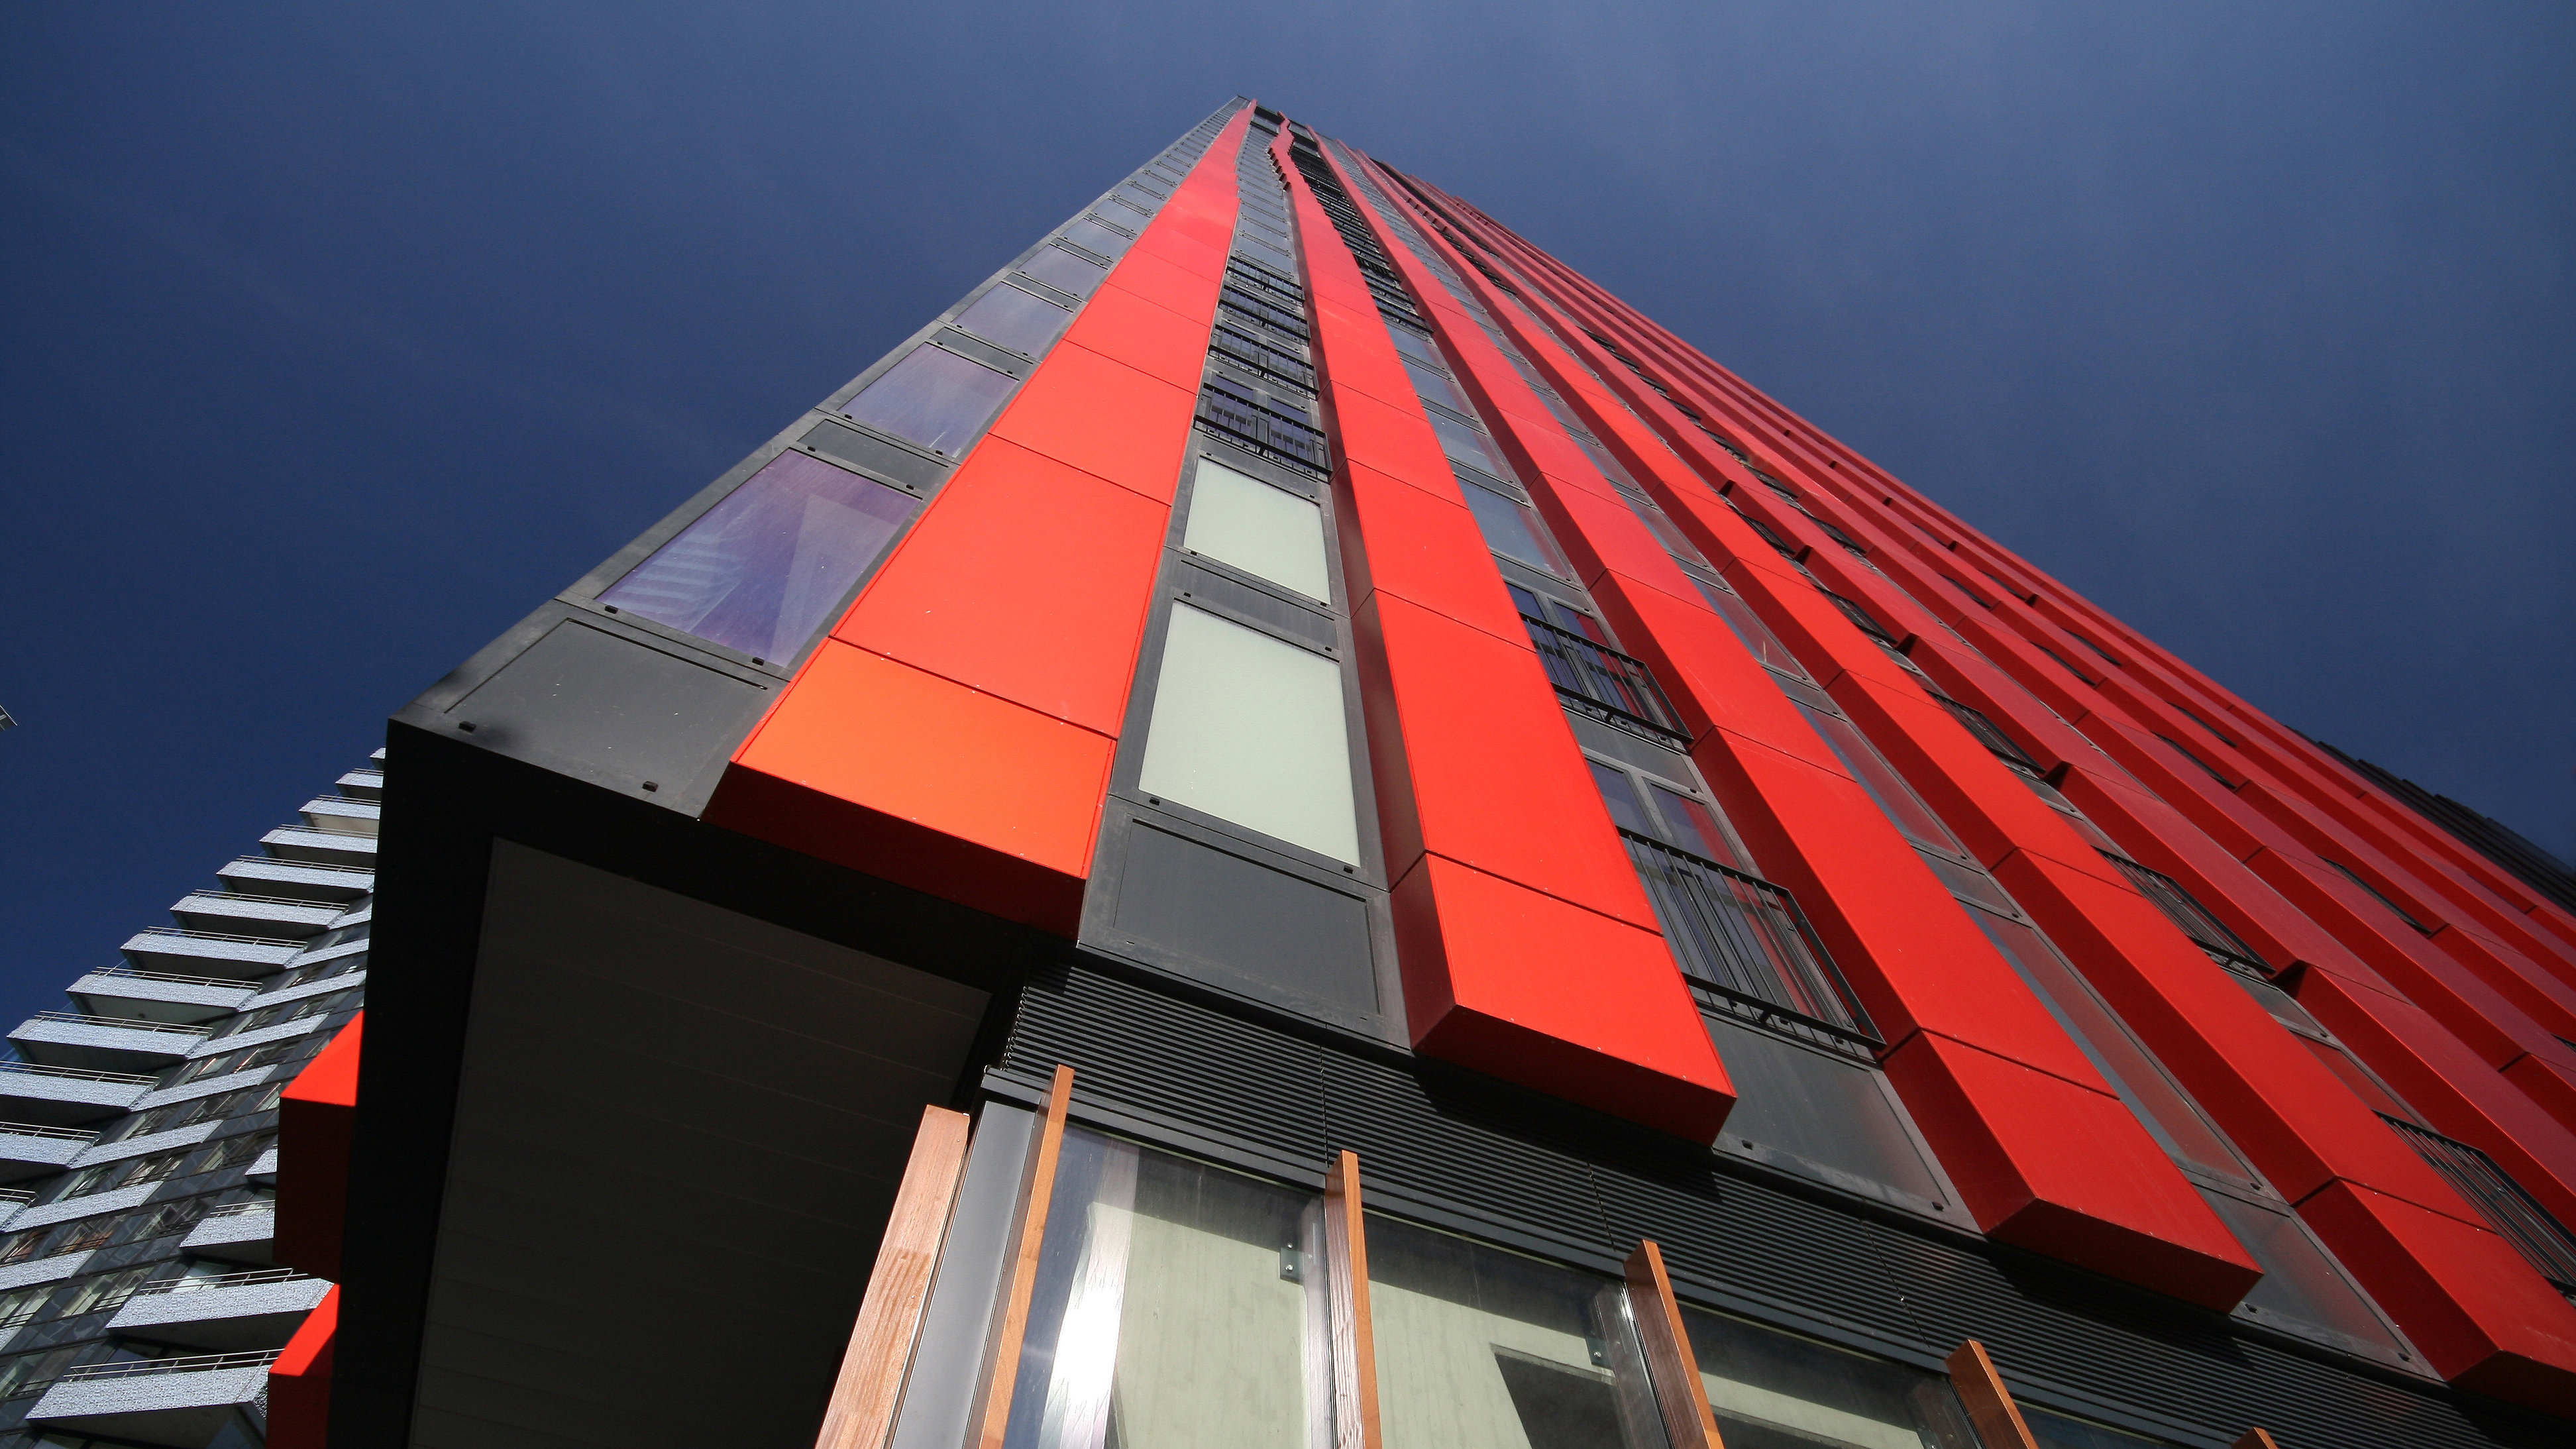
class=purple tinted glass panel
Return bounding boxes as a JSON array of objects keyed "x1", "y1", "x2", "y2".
[
  {"x1": 600, "y1": 453, "x2": 916, "y2": 661},
  {"x1": 955, "y1": 284, "x2": 1073, "y2": 358},
  {"x1": 1064, "y1": 217, "x2": 1134, "y2": 257},
  {"x1": 842, "y1": 346, "x2": 1016, "y2": 456},
  {"x1": 1590, "y1": 763, "x2": 1653, "y2": 837},
  {"x1": 1022, "y1": 244, "x2": 1107, "y2": 298}
]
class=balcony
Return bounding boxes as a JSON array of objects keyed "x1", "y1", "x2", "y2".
[
  {"x1": 245, "y1": 1146, "x2": 278, "y2": 1185},
  {"x1": 332, "y1": 768, "x2": 383, "y2": 800},
  {"x1": 119, "y1": 929, "x2": 299, "y2": 979},
  {"x1": 0, "y1": 1061, "x2": 153, "y2": 1124},
  {"x1": 68, "y1": 967, "x2": 255, "y2": 1026},
  {"x1": 213, "y1": 855, "x2": 372, "y2": 903},
  {"x1": 180, "y1": 1201, "x2": 275, "y2": 1266},
  {"x1": 256, "y1": 826, "x2": 376, "y2": 868},
  {"x1": 1620, "y1": 831, "x2": 1882, "y2": 1059},
  {"x1": 0, "y1": 1122, "x2": 97, "y2": 1183},
  {"x1": 166, "y1": 892, "x2": 338, "y2": 940},
  {"x1": 107, "y1": 1269, "x2": 331, "y2": 1352},
  {"x1": 25, "y1": 1350, "x2": 278, "y2": 1446},
  {"x1": 297, "y1": 794, "x2": 378, "y2": 838},
  {"x1": 10, "y1": 1013, "x2": 209, "y2": 1074},
  {"x1": 1520, "y1": 614, "x2": 1691, "y2": 744}
]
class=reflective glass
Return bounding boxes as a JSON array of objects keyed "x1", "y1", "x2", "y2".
[
  {"x1": 600, "y1": 451, "x2": 914, "y2": 660},
  {"x1": 1690, "y1": 579, "x2": 1811, "y2": 680},
  {"x1": 1138, "y1": 605, "x2": 1360, "y2": 863},
  {"x1": 1002, "y1": 1129, "x2": 1330, "y2": 1449},
  {"x1": 1793, "y1": 704, "x2": 1963, "y2": 853},
  {"x1": 1403, "y1": 357, "x2": 1473, "y2": 415},
  {"x1": 1064, "y1": 217, "x2": 1134, "y2": 258},
  {"x1": 1650, "y1": 785, "x2": 1743, "y2": 870},
  {"x1": 1590, "y1": 761, "x2": 1652, "y2": 836},
  {"x1": 1632, "y1": 503, "x2": 1709, "y2": 565},
  {"x1": 1024, "y1": 244, "x2": 1108, "y2": 298},
  {"x1": 1427, "y1": 410, "x2": 1505, "y2": 476},
  {"x1": 1681, "y1": 1305, "x2": 1982, "y2": 1449},
  {"x1": 2198, "y1": 1189, "x2": 2410, "y2": 1360},
  {"x1": 1387, "y1": 328, "x2": 1443, "y2": 367},
  {"x1": 1368, "y1": 1215, "x2": 1672, "y2": 1449},
  {"x1": 955, "y1": 283, "x2": 1073, "y2": 358},
  {"x1": 841, "y1": 345, "x2": 1017, "y2": 456},
  {"x1": 1182, "y1": 460, "x2": 1332, "y2": 601},
  {"x1": 1462, "y1": 483, "x2": 1570, "y2": 575}
]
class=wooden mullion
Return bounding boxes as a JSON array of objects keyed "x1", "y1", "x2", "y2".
[
  {"x1": 1945, "y1": 1339, "x2": 2040, "y2": 1449},
  {"x1": 2234, "y1": 1430, "x2": 2283, "y2": 1449},
  {"x1": 970, "y1": 1064, "x2": 1077, "y2": 1449},
  {"x1": 1324, "y1": 1149, "x2": 1383, "y2": 1449},
  {"x1": 1623, "y1": 1240, "x2": 1727, "y2": 1448},
  {"x1": 812, "y1": 1104, "x2": 972, "y2": 1449}
]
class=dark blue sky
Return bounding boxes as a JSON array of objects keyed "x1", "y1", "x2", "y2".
[{"x1": 5, "y1": 3, "x2": 2570, "y2": 1031}]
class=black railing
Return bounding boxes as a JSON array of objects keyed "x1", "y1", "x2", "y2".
[
  {"x1": 1819, "y1": 588, "x2": 1900, "y2": 647},
  {"x1": 1208, "y1": 323, "x2": 1316, "y2": 394},
  {"x1": 2104, "y1": 855, "x2": 2271, "y2": 973},
  {"x1": 1519, "y1": 616, "x2": 1688, "y2": 743},
  {"x1": 1621, "y1": 832, "x2": 1879, "y2": 1055},
  {"x1": 1198, "y1": 377, "x2": 1329, "y2": 475},
  {"x1": 1217, "y1": 286, "x2": 1309, "y2": 341},
  {"x1": 2383, "y1": 1115, "x2": 2576, "y2": 1296},
  {"x1": 1931, "y1": 694, "x2": 2046, "y2": 777}
]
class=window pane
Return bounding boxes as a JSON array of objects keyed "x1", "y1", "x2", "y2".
[
  {"x1": 955, "y1": 283, "x2": 1072, "y2": 357},
  {"x1": 1591, "y1": 761, "x2": 1652, "y2": 836},
  {"x1": 2025, "y1": 1407, "x2": 2179, "y2": 1448},
  {"x1": 1703, "y1": 1017, "x2": 1951, "y2": 1205},
  {"x1": 1023, "y1": 244, "x2": 1108, "y2": 298},
  {"x1": 1681, "y1": 1304, "x2": 1982, "y2": 1448},
  {"x1": 1691, "y1": 579, "x2": 1811, "y2": 680},
  {"x1": 1462, "y1": 482, "x2": 1569, "y2": 575},
  {"x1": 600, "y1": 452, "x2": 915, "y2": 660},
  {"x1": 1003, "y1": 1129, "x2": 1329, "y2": 1449},
  {"x1": 1064, "y1": 217, "x2": 1134, "y2": 258},
  {"x1": 1794, "y1": 704, "x2": 1964, "y2": 854},
  {"x1": 1388, "y1": 327, "x2": 1442, "y2": 366},
  {"x1": 1649, "y1": 785, "x2": 1744, "y2": 871},
  {"x1": 2196, "y1": 1189, "x2": 2409, "y2": 1361},
  {"x1": 841, "y1": 345, "x2": 1016, "y2": 456},
  {"x1": 1403, "y1": 356, "x2": 1472, "y2": 414},
  {"x1": 1368, "y1": 1214, "x2": 1671, "y2": 1449},
  {"x1": 1182, "y1": 461, "x2": 1331, "y2": 601},
  {"x1": 1139, "y1": 605, "x2": 1360, "y2": 863},
  {"x1": 1426, "y1": 410, "x2": 1505, "y2": 476}
]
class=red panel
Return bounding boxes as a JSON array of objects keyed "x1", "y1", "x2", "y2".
[
  {"x1": 1882, "y1": 1031, "x2": 2261, "y2": 1309},
  {"x1": 1827, "y1": 674, "x2": 2100, "y2": 871},
  {"x1": 710, "y1": 642, "x2": 1111, "y2": 934},
  {"x1": 1699, "y1": 735, "x2": 2106, "y2": 1085},
  {"x1": 1099, "y1": 248, "x2": 1222, "y2": 324},
  {"x1": 1126, "y1": 219, "x2": 1228, "y2": 281},
  {"x1": 1533, "y1": 482, "x2": 1701, "y2": 601},
  {"x1": 835, "y1": 438, "x2": 1167, "y2": 735},
  {"x1": 1359, "y1": 594, "x2": 1658, "y2": 930},
  {"x1": 2504, "y1": 1053, "x2": 2576, "y2": 1130},
  {"x1": 1336, "y1": 462, "x2": 1528, "y2": 645},
  {"x1": 278, "y1": 1015, "x2": 360, "y2": 1281},
  {"x1": 986, "y1": 343, "x2": 1197, "y2": 503},
  {"x1": 1307, "y1": 301, "x2": 1422, "y2": 411},
  {"x1": 1064, "y1": 281, "x2": 1220, "y2": 390},
  {"x1": 1599, "y1": 580, "x2": 1845, "y2": 775},
  {"x1": 1392, "y1": 853, "x2": 1734, "y2": 1140},
  {"x1": 2300, "y1": 1180, "x2": 2576, "y2": 1414},
  {"x1": 1322, "y1": 380, "x2": 1459, "y2": 490},
  {"x1": 265, "y1": 1285, "x2": 337, "y2": 1449}
]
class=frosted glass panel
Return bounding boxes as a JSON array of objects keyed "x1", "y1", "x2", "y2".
[
  {"x1": 1139, "y1": 605, "x2": 1360, "y2": 863},
  {"x1": 1182, "y1": 462, "x2": 1331, "y2": 601}
]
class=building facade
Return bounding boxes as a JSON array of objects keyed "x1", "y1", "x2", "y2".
[{"x1": 196, "y1": 99, "x2": 2576, "y2": 1446}]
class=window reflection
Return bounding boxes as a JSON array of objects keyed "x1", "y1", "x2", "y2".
[
  {"x1": 956, "y1": 283, "x2": 1073, "y2": 358},
  {"x1": 841, "y1": 345, "x2": 1017, "y2": 456}
]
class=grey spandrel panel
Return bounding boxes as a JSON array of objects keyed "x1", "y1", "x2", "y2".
[
  {"x1": 1103, "y1": 822, "x2": 1378, "y2": 1017},
  {"x1": 951, "y1": 280, "x2": 1073, "y2": 358},
  {"x1": 838, "y1": 343, "x2": 1019, "y2": 456},
  {"x1": 1701, "y1": 1019, "x2": 1951, "y2": 1212}
]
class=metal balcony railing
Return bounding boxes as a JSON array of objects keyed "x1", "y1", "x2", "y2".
[
  {"x1": 80, "y1": 965, "x2": 252, "y2": 990},
  {"x1": 1621, "y1": 831, "x2": 1879, "y2": 1056},
  {"x1": 2103, "y1": 855, "x2": 2271, "y2": 973},
  {"x1": 227, "y1": 855, "x2": 373, "y2": 878},
  {"x1": 2383, "y1": 1114, "x2": 2576, "y2": 1295},
  {"x1": 0, "y1": 1061, "x2": 156, "y2": 1085},
  {"x1": 1521, "y1": 615, "x2": 1689, "y2": 743},
  {"x1": 201, "y1": 1199, "x2": 274, "y2": 1220},
  {"x1": 25, "y1": 1013, "x2": 209, "y2": 1038},
  {"x1": 174, "y1": 891, "x2": 337, "y2": 910},
  {"x1": 0, "y1": 1188, "x2": 34, "y2": 1205},
  {"x1": 129, "y1": 928, "x2": 293, "y2": 947},
  {"x1": 0, "y1": 1121, "x2": 98, "y2": 1142},
  {"x1": 55, "y1": 1349, "x2": 283, "y2": 1383},
  {"x1": 129, "y1": 1267, "x2": 313, "y2": 1297}
]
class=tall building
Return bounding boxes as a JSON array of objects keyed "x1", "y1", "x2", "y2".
[
  {"x1": 0, "y1": 756, "x2": 373, "y2": 1448},
  {"x1": 229, "y1": 98, "x2": 2576, "y2": 1447}
]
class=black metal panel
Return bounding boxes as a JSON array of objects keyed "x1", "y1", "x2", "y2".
[
  {"x1": 1104, "y1": 822, "x2": 1378, "y2": 1016},
  {"x1": 797, "y1": 419, "x2": 946, "y2": 492}
]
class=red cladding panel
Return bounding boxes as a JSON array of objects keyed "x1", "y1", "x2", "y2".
[
  {"x1": 1126, "y1": 218, "x2": 1229, "y2": 281},
  {"x1": 835, "y1": 438, "x2": 1167, "y2": 735},
  {"x1": 1826, "y1": 675, "x2": 2098, "y2": 872},
  {"x1": 1360, "y1": 594, "x2": 1658, "y2": 930},
  {"x1": 2300, "y1": 1180, "x2": 2576, "y2": 1413},
  {"x1": 1882, "y1": 1032, "x2": 2261, "y2": 1309},
  {"x1": 265, "y1": 1285, "x2": 337, "y2": 1449},
  {"x1": 1391, "y1": 853, "x2": 1734, "y2": 1140},
  {"x1": 1100, "y1": 249, "x2": 1224, "y2": 324},
  {"x1": 1337, "y1": 462, "x2": 1529, "y2": 645},
  {"x1": 710, "y1": 642, "x2": 1110, "y2": 934},
  {"x1": 1602, "y1": 581, "x2": 1845, "y2": 774},
  {"x1": 1535, "y1": 483, "x2": 1701, "y2": 601},
  {"x1": 987, "y1": 343, "x2": 1197, "y2": 504},
  {"x1": 277, "y1": 1014, "x2": 360, "y2": 1281},
  {"x1": 1065, "y1": 282, "x2": 1222, "y2": 390},
  {"x1": 1324, "y1": 383, "x2": 1462, "y2": 491}
]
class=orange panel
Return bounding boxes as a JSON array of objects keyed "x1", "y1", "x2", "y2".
[
  {"x1": 987, "y1": 342, "x2": 1197, "y2": 504},
  {"x1": 711, "y1": 641, "x2": 1112, "y2": 934},
  {"x1": 1065, "y1": 281, "x2": 1220, "y2": 390},
  {"x1": 1336, "y1": 462, "x2": 1528, "y2": 646},
  {"x1": 1326, "y1": 380, "x2": 1460, "y2": 491},
  {"x1": 835, "y1": 437, "x2": 1168, "y2": 735}
]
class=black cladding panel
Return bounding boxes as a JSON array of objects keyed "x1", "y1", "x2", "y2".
[{"x1": 1103, "y1": 822, "x2": 1379, "y2": 1017}]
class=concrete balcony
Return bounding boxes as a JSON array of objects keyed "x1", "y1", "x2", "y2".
[
  {"x1": 241, "y1": 967, "x2": 365, "y2": 1014},
  {"x1": 333, "y1": 768, "x2": 383, "y2": 800},
  {"x1": 245, "y1": 1147, "x2": 278, "y2": 1185},
  {"x1": 107, "y1": 1269, "x2": 331, "y2": 1352},
  {"x1": 68, "y1": 968, "x2": 254, "y2": 1026},
  {"x1": 11, "y1": 1013, "x2": 209, "y2": 1073},
  {"x1": 0, "y1": 1248, "x2": 99, "y2": 1293},
  {"x1": 296, "y1": 795, "x2": 378, "y2": 837},
  {"x1": 180, "y1": 1202, "x2": 275, "y2": 1266},
  {"x1": 213, "y1": 855, "x2": 372, "y2": 903},
  {"x1": 25, "y1": 1350, "x2": 277, "y2": 1447},
  {"x1": 119, "y1": 930, "x2": 299, "y2": 980},
  {"x1": 0, "y1": 1122, "x2": 97, "y2": 1183},
  {"x1": 256, "y1": 826, "x2": 376, "y2": 869},
  {"x1": 167, "y1": 892, "x2": 338, "y2": 940},
  {"x1": 0, "y1": 1061, "x2": 152, "y2": 1125}
]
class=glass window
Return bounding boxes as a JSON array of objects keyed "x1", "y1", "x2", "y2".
[
  {"x1": 1403, "y1": 357, "x2": 1473, "y2": 415},
  {"x1": 1681, "y1": 1305, "x2": 1981, "y2": 1448},
  {"x1": 1793, "y1": 704, "x2": 1964, "y2": 855},
  {"x1": 1367, "y1": 1214, "x2": 1671, "y2": 1449},
  {"x1": 2024, "y1": 1407, "x2": 2176, "y2": 1448},
  {"x1": 1591, "y1": 761, "x2": 1654, "y2": 837},
  {"x1": 600, "y1": 451, "x2": 917, "y2": 661},
  {"x1": 1690, "y1": 579, "x2": 1811, "y2": 681},
  {"x1": 1022, "y1": 244, "x2": 1108, "y2": 299},
  {"x1": 1001, "y1": 1128, "x2": 1329, "y2": 1449},
  {"x1": 1063, "y1": 217, "x2": 1134, "y2": 258},
  {"x1": 1138, "y1": 605, "x2": 1360, "y2": 863},
  {"x1": 1181, "y1": 461, "x2": 1332, "y2": 602},
  {"x1": 841, "y1": 345, "x2": 1018, "y2": 456},
  {"x1": 1387, "y1": 328, "x2": 1443, "y2": 367},
  {"x1": 1630, "y1": 503, "x2": 1709, "y2": 566},
  {"x1": 1464, "y1": 484, "x2": 1569, "y2": 576},
  {"x1": 2196, "y1": 1190, "x2": 2410, "y2": 1360},
  {"x1": 1426, "y1": 410, "x2": 1505, "y2": 477},
  {"x1": 955, "y1": 282, "x2": 1073, "y2": 358},
  {"x1": 1649, "y1": 785, "x2": 1744, "y2": 871}
]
